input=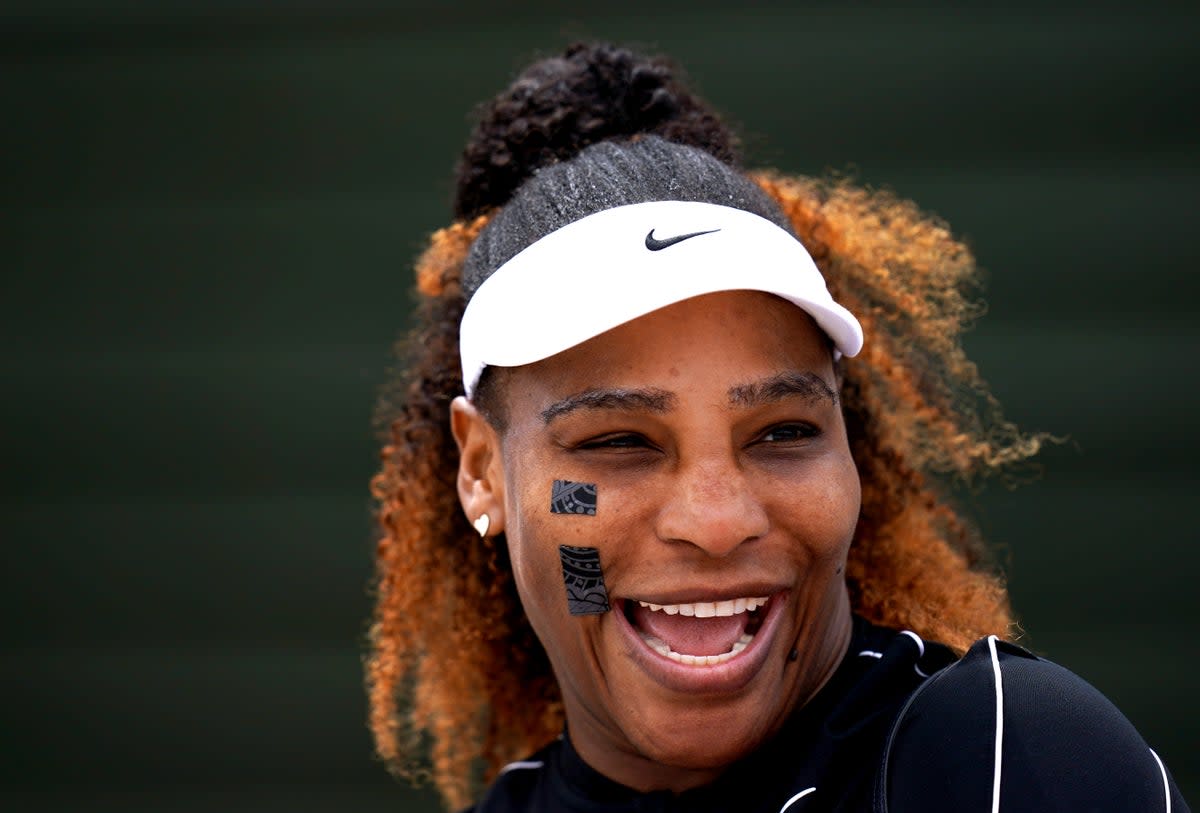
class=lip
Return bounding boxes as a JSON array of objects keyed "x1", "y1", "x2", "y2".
[{"x1": 614, "y1": 590, "x2": 790, "y2": 695}]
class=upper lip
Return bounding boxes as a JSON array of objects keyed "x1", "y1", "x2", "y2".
[{"x1": 617, "y1": 583, "x2": 788, "y2": 606}]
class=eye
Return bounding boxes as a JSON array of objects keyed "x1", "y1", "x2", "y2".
[
  {"x1": 757, "y1": 423, "x2": 820, "y2": 444},
  {"x1": 579, "y1": 432, "x2": 654, "y2": 451}
]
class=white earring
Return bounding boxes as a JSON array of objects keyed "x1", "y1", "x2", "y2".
[{"x1": 473, "y1": 513, "x2": 491, "y2": 538}]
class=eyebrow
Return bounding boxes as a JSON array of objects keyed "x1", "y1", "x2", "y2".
[
  {"x1": 727, "y1": 371, "x2": 838, "y2": 408},
  {"x1": 540, "y1": 387, "x2": 677, "y2": 424}
]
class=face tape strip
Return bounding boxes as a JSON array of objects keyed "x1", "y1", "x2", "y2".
[
  {"x1": 559, "y1": 545, "x2": 610, "y2": 615},
  {"x1": 550, "y1": 480, "x2": 598, "y2": 515}
]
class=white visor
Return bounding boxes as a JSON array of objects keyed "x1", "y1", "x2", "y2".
[{"x1": 459, "y1": 200, "x2": 863, "y2": 397}]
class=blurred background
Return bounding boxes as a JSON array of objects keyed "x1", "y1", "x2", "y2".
[{"x1": 3, "y1": 2, "x2": 1197, "y2": 811}]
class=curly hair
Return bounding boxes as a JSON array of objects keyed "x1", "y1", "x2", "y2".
[
  {"x1": 453, "y1": 42, "x2": 738, "y2": 221},
  {"x1": 367, "y1": 43, "x2": 1044, "y2": 811}
]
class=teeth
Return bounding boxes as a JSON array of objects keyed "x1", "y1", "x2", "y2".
[
  {"x1": 640, "y1": 633, "x2": 756, "y2": 665},
  {"x1": 632, "y1": 597, "x2": 768, "y2": 667},
  {"x1": 636, "y1": 596, "x2": 768, "y2": 617}
]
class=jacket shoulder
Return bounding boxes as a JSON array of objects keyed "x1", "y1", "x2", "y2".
[{"x1": 878, "y1": 636, "x2": 1187, "y2": 812}]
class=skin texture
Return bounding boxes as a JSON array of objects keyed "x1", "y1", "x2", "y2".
[{"x1": 451, "y1": 291, "x2": 861, "y2": 793}]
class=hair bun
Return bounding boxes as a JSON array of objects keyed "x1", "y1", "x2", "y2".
[{"x1": 453, "y1": 42, "x2": 739, "y2": 219}]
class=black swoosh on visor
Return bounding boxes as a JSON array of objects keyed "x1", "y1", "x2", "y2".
[{"x1": 644, "y1": 228, "x2": 720, "y2": 251}]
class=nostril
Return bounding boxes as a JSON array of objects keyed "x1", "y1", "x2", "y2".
[{"x1": 654, "y1": 461, "x2": 770, "y2": 555}]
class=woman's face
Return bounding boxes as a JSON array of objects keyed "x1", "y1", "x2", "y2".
[{"x1": 462, "y1": 290, "x2": 860, "y2": 792}]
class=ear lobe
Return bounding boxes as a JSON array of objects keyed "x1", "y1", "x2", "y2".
[{"x1": 450, "y1": 396, "x2": 506, "y2": 536}]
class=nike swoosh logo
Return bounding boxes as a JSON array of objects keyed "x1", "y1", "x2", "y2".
[{"x1": 644, "y1": 228, "x2": 720, "y2": 251}]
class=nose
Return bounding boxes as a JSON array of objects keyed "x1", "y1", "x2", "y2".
[{"x1": 654, "y1": 457, "x2": 770, "y2": 558}]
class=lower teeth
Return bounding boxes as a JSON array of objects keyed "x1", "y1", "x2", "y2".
[{"x1": 639, "y1": 632, "x2": 754, "y2": 665}]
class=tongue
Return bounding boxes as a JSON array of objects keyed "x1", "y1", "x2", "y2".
[{"x1": 632, "y1": 604, "x2": 750, "y2": 656}]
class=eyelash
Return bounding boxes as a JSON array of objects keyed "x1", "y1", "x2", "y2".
[
  {"x1": 757, "y1": 422, "x2": 820, "y2": 444},
  {"x1": 579, "y1": 433, "x2": 653, "y2": 451}
]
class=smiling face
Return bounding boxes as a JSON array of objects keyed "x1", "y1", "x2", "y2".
[{"x1": 452, "y1": 290, "x2": 861, "y2": 792}]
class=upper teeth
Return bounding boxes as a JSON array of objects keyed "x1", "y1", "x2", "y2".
[{"x1": 636, "y1": 596, "x2": 768, "y2": 617}]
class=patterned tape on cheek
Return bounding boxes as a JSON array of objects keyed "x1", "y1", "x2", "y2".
[
  {"x1": 550, "y1": 480, "x2": 597, "y2": 515},
  {"x1": 559, "y1": 545, "x2": 611, "y2": 615}
]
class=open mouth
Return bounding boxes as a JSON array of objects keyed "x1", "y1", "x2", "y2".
[{"x1": 623, "y1": 596, "x2": 770, "y2": 666}]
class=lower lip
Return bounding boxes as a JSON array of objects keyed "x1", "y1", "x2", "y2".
[{"x1": 614, "y1": 593, "x2": 789, "y2": 694}]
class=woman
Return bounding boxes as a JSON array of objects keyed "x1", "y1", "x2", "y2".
[{"x1": 367, "y1": 43, "x2": 1189, "y2": 812}]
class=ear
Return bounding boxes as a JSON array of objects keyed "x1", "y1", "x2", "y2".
[{"x1": 450, "y1": 396, "x2": 506, "y2": 536}]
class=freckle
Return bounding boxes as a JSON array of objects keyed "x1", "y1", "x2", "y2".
[{"x1": 669, "y1": 366, "x2": 680, "y2": 377}]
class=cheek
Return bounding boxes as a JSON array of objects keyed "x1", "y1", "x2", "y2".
[
  {"x1": 505, "y1": 524, "x2": 566, "y2": 654},
  {"x1": 826, "y1": 460, "x2": 862, "y2": 554},
  {"x1": 505, "y1": 518, "x2": 558, "y2": 610},
  {"x1": 781, "y1": 456, "x2": 861, "y2": 559},
  {"x1": 504, "y1": 479, "x2": 609, "y2": 633},
  {"x1": 829, "y1": 452, "x2": 862, "y2": 518}
]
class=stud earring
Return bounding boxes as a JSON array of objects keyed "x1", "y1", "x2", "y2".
[{"x1": 473, "y1": 513, "x2": 491, "y2": 538}]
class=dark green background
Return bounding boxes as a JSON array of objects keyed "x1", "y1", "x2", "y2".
[{"x1": 3, "y1": 3, "x2": 1196, "y2": 811}]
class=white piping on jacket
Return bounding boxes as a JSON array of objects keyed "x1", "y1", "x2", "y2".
[
  {"x1": 987, "y1": 635, "x2": 1005, "y2": 813},
  {"x1": 498, "y1": 760, "x2": 544, "y2": 775},
  {"x1": 1150, "y1": 748, "x2": 1171, "y2": 813},
  {"x1": 778, "y1": 786, "x2": 816, "y2": 812}
]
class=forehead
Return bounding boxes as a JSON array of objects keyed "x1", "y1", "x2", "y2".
[{"x1": 499, "y1": 291, "x2": 835, "y2": 419}]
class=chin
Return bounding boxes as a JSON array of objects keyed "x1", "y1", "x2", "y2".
[
  {"x1": 648, "y1": 738, "x2": 755, "y2": 772},
  {"x1": 624, "y1": 702, "x2": 770, "y2": 772}
]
